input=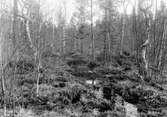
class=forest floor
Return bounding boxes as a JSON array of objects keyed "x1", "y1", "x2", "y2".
[{"x1": 1, "y1": 51, "x2": 167, "y2": 117}]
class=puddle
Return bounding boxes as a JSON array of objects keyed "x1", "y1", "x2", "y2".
[
  {"x1": 85, "y1": 80, "x2": 99, "y2": 85},
  {"x1": 124, "y1": 102, "x2": 138, "y2": 117}
]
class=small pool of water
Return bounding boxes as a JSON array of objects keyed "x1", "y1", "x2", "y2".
[{"x1": 124, "y1": 102, "x2": 138, "y2": 117}]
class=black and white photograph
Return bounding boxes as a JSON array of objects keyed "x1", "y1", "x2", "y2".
[{"x1": 0, "y1": 0, "x2": 167, "y2": 116}]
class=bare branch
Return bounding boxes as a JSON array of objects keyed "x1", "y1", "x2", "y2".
[{"x1": 16, "y1": 14, "x2": 34, "y2": 22}]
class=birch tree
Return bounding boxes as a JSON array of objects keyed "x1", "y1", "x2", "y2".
[
  {"x1": 138, "y1": 0, "x2": 153, "y2": 78},
  {"x1": 154, "y1": 1, "x2": 167, "y2": 76},
  {"x1": 18, "y1": 0, "x2": 43, "y2": 96},
  {"x1": 0, "y1": 0, "x2": 12, "y2": 116}
]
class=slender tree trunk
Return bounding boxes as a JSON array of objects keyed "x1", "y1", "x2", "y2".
[
  {"x1": 1, "y1": 63, "x2": 6, "y2": 117},
  {"x1": 36, "y1": 52, "x2": 41, "y2": 97},
  {"x1": 36, "y1": 0, "x2": 42, "y2": 97},
  {"x1": 120, "y1": 14, "x2": 125, "y2": 55},
  {"x1": 107, "y1": 32, "x2": 111, "y2": 61},
  {"x1": 132, "y1": 0, "x2": 137, "y2": 52},
  {"x1": 62, "y1": 26, "x2": 66, "y2": 55},
  {"x1": 25, "y1": 6, "x2": 42, "y2": 97},
  {"x1": 104, "y1": 4, "x2": 108, "y2": 64},
  {"x1": 26, "y1": 17, "x2": 40, "y2": 96},
  {"x1": 52, "y1": 18, "x2": 55, "y2": 49},
  {"x1": 104, "y1": 0, "x2": 111, "y2": 65},
  {"x1": 158, "y1": 20, "x2": 166, "y2": 75},
  {"x1": 150, "y1": 0, "x2": 157, "y2": 77},
  {"x1": 154, "y1": 19, "x2": 165, "y2": 73},
  {"x1": 140, "y1": 19, "x2": 150, "y2": 78},
  {"x1": 74, "y1": 38, "x2": 77, "y2": 52},
  {"x1": 159, "y1": 37, "x2": 167, "y2": 75},
  {"x1": 11, "y1": 0, "x2": 18, "y2": 115},
  {"x1": 90, "y1": 0, "x2": 95, "y2": 60},
  {"x1": 80, "y1": 39, "x2": 83, "y2": 53},
  {"x1": 13, "y1": 0, "x2": 17, "y2": 49},
  {"x1": 104, "y1": 33, "x2": 107, "y2": 64},
  {"x1": 107, "y1": 0, "x2": 112, "y2": 60}
]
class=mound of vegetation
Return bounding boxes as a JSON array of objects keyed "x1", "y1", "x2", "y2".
[{"x1": 66, "y1": 52, "x2": 167, "y2": 116}]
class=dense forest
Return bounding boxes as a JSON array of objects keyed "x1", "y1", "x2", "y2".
[{"x1": 1, "y1": 0, "x2": 167, "y2": 117}]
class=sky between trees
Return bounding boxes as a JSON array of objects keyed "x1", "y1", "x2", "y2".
[{"x1": 2, "y1": 0, "x2": 166, "y2": 25}]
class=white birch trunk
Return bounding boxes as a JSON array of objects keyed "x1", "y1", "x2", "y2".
[{"x1": 120, "y1": 14, "x2": 125, "y2": 54}]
